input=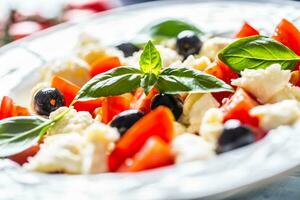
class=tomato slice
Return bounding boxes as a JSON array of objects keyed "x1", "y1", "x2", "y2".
[
  {"x1": 108, "y1": 106, "x2": 174, "y2": 171},
  {"x1": 101, "y1": 95, "x2": 131, "y2": 124},
  {"x1": 205, "y1": 60, "x2": 238, "y2": 103},
  {"x1": 221, "y1": 88, "x2": 259, "y2": 127},
  {"x1": 235, "y1": 22, "x2": 259, "y2": 38},
  {"x1": 9, "y1": 145, "x2": 40, "y2": 165},
  {"x1": 66, "y1": 0, "x2": 111, "y2": 12},
  {"x1": 131, "y1": 88, "x2": 159, "y2": 113},
  {"x1": 51, "y1": 75, "x2": 80, "y2": 106},
  {"x1": 118, "y1": 136, "x2": 174, "y2": 172},
  {"x1": 73, "y1": 98, "x2": 103, "y2": 113},
  {"x1": 272, "y1": 18, "x2": 300, "y2": 56},
  {"x1": 0, "y1": 96, "x2": 14, "y2": 120},
  {"x1": 89, "y1": 56, "x2": 121, "y2": 77}
]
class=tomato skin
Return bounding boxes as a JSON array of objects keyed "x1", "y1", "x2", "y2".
[
  {"x1": 0, "y1": 96, "x2": 14, "y2": 120},
  {"x1": 101, "y1": 95, "x2": 131, "y2": 124},
  {"x1": 205, "y1": 60, "x2": 238, "y2": 103},
  {"x1": 272, "y1": 18, "x2": 300, "y2": 56},
  {"x1": 9, "y1": 145, "x2": 39, "y2": 165},
  {"x1": 73, "y1": 98, "x2": 103, "y2": 113},
  {"x1": 89, "y1": 56, "x2": 121, "y2": 77},
  {"x1": 235, "y1": 22, "x2": 259, "y2": 38},
  {"x1": 131, "y1": 88, "x2": 159, "y2": 113},
  {"x1": 108, "y1": 106, "x2": 174, "y2": 171},
  {"x1": 66, "y1": 0, "x2": 111, "y2": 12},
  {"x1": 221, "y1": 88, "x2": 259, "y2": 127},
  {"x1": 51, "y1": 75, "x2": 80, "y2": 106},
  {"x1": 118, "y1": 136, "x2": 174, "y2": 172}
]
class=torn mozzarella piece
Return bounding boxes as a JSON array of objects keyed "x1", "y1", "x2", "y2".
[
  {"x1": 25, "y1": 123, "x2": 119, "y2": 174},
  {"x1": 40, "y1": 57, "x2": 90, "y2": 87},
  {"x1": 232, "y1": 64, "x2": 291, "y2": 103},
  {"x1": 173, "y1": 122, "x2": 187, "y2": 137},
  {"x1": 200, "y1": 37, "x2": 233, "y2": 60},
  {"x1": 48, "y1": 107, "x2": 94, "y2": 136},
  {"x1": 171, "y1": 133, "x2": 215, "y2": 163},
  {"x1": 200, "y1": 108, "x2": 224, "y2": 143},
  {"x1": 250, "y1": 100, "x2": 300, "y2": 130},
  {"x1": 267, "y1": 84, "x2": 300, "y2": 103},
  {"x1": 170, "y1": 55, "x2": 212, "y2": 71},
  {"x1": 181, "y1": 93, "x2": 219, "y2": 133},
  {"x1": 124, "y1": 45, "x2": 182, "y2": 68}
]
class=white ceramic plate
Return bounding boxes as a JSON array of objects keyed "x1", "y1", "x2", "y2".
[{"x1": 1, "y1": 0, "x2": 300, "y2": 199}]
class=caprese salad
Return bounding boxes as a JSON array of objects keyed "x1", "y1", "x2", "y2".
[{"x1": 1, "y1": 18, "x2": 300, "y2": 174}]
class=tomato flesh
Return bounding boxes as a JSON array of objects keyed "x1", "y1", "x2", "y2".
[
  {"x1": 235, "y1": 22, "x2": 259, "y2": 38},
  {"x1": 0, "y1": 96, "x2": 14, "y2": 120},
  {"x1": 108, "y1": 106, "x2": 174, "y2": 171},
  {"x1": 221, "y1": 88, "x2": 259, "y2": 127},
  {"x1": 101, "y1": 95, "x2": 131, "y2": 124},
  {"x1": 272, "y1": 18, "x2": 300, "y2": 56},
  {"x1": 118, "y1": 136, "x2": 174, "y2": 172},
  {"x1": 89, "y1": 56, "x2": 121, "y2": 77}
]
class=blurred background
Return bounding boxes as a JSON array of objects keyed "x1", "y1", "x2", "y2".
[{"x1": 0, "y1": 0, "x2": 298, "y2": 47}]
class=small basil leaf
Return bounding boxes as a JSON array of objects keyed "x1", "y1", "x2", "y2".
[
  {"x1": 0, "y1": 116, "x2": 50, "y2": 157},
  {"x1": 141, "y1": 73, "x2": 158, "y2": 95},
  {"x1": 75, "y1": 67, "x2": 143, "y2": 101},
  {"x1": 218, "y1": 36, "x2": 300, "y2": 73},
  {"x1": 140, "y1": 19, "x2": 203, "y2": 38},
  {"x1": 139, "y1": 41, "x2": 162, "y2": 75},
  {"x1": 156, "y1": 67, "x2": 233, "y2": 94}
]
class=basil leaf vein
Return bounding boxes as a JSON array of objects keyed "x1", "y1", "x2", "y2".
[
  {"x1": 156, "y1": 67, "x2": 234, "y2": 93},
  {"x1": 75, "y1": 67, "x2": 143, "y2": 101},
  {"x1": 139, "y1": 41, "x2": 162, "y2": 75},
  {"x1": 218, "y1": 36, "x2": 300, "y2": 72}
]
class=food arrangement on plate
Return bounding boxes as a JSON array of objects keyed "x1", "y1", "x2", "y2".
[{"x1": 1, "y1": 17, "x2": 300, "y2": 174}]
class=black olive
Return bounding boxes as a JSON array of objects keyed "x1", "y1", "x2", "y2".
[
  {"x1": 110, "y1": 110, "x2": 144, "y2": 136},
  {"x1": 176, "y1": 30, "x2": 202, "y2": 59},
  {"x1": 33, "y1": 88, "x2": 65, "y2": 116},
  {"x1": 216, "y1": 120, "x2": 255, "y2": 154},
  {"x1": 116, "y1": 42, "x2": 140, "y2": 57},
  {"x1": 151, "y1": 94, "x2": 183, "y2": 120}
]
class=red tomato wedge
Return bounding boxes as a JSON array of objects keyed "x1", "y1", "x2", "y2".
[
  {"x1": 272, "y1": 18, "x2": 300, "y2": 56},
  {"x1": 101, "y1": 95, "x2": 131, "y2": 124},
  {"x1": 131, "y1": 88, "x2": 159, "y2": 113},
  {"x1": 108, "y1": 106, "x2": 174, "y2": 171},
  {"x1": 89, "y1": 56, "x2": 121, "y2": 77},
  {"x1": 205, "y1": 60, "x2": 238, "y2": 103},
  {"x1": 235, "y1": 22, "x2": 259, "y2": 38},
  {"x1": 221, "y1": 88, "x2": 259, "y2": 127},
  {"x1": 9, "y1": 145, "x2": 40, "y2": 165},
  {"x1": 0, "y1": 96, "x2": 14, "y2": 120},
  {"x1": 51, "y1": 75, "x2": 80, "y2": 106},
  {"x1": 118, "y1": 136, "x2": 174, "y2": 172},
  {"x1": 73, "y1": 98, "x2": 103, "y2": 113}
]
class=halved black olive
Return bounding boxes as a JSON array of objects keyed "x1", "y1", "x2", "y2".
[
  {"x1": 176, "y1": 30, "x2": 202, "y2": 59},
  {"x1": 110, "y1": 110, "x2": 144, "y2": 136},
  {"x1": 33, "y1": 88, "x2": 65, "y2": 116},
  {"x1": 151, "y1": 93, "x2": 183, "y2": 120},
  {"x1": 216, "y1": 120, "x2": 255, "y2": 154}
]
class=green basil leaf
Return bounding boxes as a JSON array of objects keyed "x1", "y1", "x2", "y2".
[
  {"x1": 0, "y1": 116, "x2": 50, "y2": 157},
  {"x1": 75, "y1": 67, "x2": 143, "y2": 101},
  {"x1": 139, "y1": 41, "x2": 162, "y2": 75},
  {"x1": 218, "y1": 36, "x2": 300, "y2": 73},
  {"x1": 141, "y1": 73, "x2": 158, "y2": 95},
  {"x1": 156, "y1": 67, "x2": 234, "y2": 94},
  {"x1": 140, "y1": 19, "x2": 203, "y2": 38}
]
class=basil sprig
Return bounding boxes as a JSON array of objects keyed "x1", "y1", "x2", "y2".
[
  {"x1": 218, "y1": 36, "x2": 300, "y2": 73},
  {"x1": 75, "y1": 41, "x2": 233, "y2": 101},
  {"x1": 0, "y1": 108, "x2": 70, "y2": 157},
  {"x1": 132, "y1": 19, "x2": 204, "y2": 47},
  {"x1": 140, "y1": 19, "x2": 203, "y2": 38}
]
